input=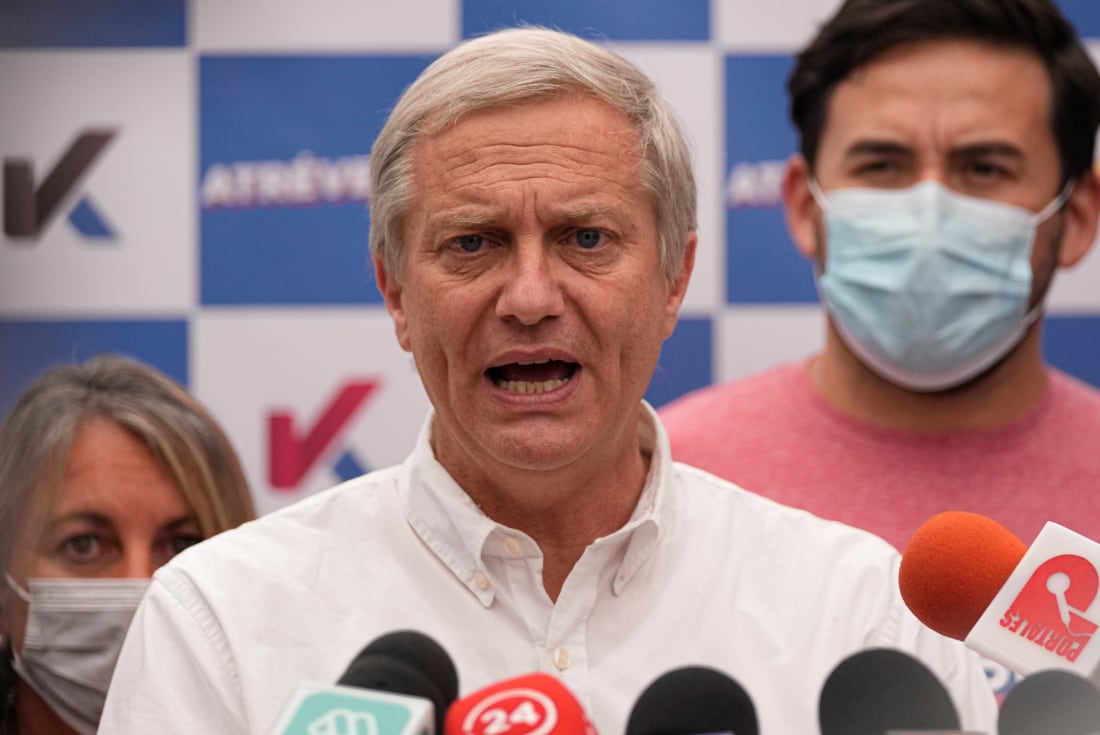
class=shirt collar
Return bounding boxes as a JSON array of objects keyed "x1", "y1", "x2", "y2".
[{"x1": 398, "y1": 403, "x2": 674, "y2": 606}]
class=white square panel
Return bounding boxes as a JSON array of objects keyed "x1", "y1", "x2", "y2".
[
  {"x1": 716, "y1": 304, "x2": 822, "y2": 381},
  {"x1": 714, "y1": 0, "x2": 842, "y2": 52},
  {"x1": 192, "y1": 309, "x2": 431, "y2": 515},
  {"x1": 0, "y1": 51, "x2": 194, "y2": 315},
  {"x1": 612, "y1": 43, "x2": 724, "y2": 311},
  {"x1": 192, "y1": 0, "x2": 457, "y2": 52}
]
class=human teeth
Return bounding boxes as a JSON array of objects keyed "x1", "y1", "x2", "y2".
[
  {"x1": 494, "y1": 378, "x2": 569, "y2": 394},
  {"x1": 516, "y1": 359, "x2": 552, "y2": 366}
]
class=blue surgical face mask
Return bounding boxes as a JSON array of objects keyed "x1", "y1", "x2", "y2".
[{"x1": 809, "y1": 179, "x2": 1069, "y2": 392}]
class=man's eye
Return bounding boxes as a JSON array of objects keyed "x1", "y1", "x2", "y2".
[
  {"x1": 574, "y1": 229, "x2": 602, "y2": 249},
  {"x1": 857, "y1": 160, "x2": 895, "y2": 175},
  {"x1": 456, "y1": 235, "x2": 484, "y2": 253},
  {"x1": 967, "y1": 161, "x2": 1006, "y2": 179}
]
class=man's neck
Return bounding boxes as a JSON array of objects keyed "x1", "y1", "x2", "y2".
[
  {"x1": 810, "y1": 322, "x2": 1049, "y2": 432},
  {"x1": 435, "y1": 416, "x2": 652, "y2": 602}
]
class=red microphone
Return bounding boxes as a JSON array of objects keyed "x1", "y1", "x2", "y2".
[
  {"x1": 899, "y1": 511, "x2": 1028, "y2": 641},
  {"x1": 443, "y1": 673, "x2": 598, "y2": 735},
  {"x1": 900, "y1": 511, "x2": 1100, "y2": 683}
]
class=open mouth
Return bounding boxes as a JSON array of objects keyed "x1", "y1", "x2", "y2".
[{"x1": 487, "y1": 359, "x2": 579, "y2": 395}]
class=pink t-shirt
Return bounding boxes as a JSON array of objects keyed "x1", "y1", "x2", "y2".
[{"x1": 659, "y1": 362, "x2": 1100, "y2": 553}]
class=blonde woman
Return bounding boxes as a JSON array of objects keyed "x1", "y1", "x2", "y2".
[{"x1": 0, "y1": 355, "x2": 255, "y2": 735}]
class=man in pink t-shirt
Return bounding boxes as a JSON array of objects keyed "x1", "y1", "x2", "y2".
[
  {"x1": 666, "y1": 0, "x2": 1100, "y2": 551},
  {"x1": 662, "y1": 0, "x2": 1100, "y2": 702}
]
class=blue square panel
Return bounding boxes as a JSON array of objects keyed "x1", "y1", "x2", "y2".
[
  {"x1": 725, "y1": 54, "x2": 817, "y2": 305},
  {"x1": 200, "y1": 55, "x2": 436, "y2": 306},
  {"x1": 462, "y1": 0, "x2": 709, "y2": 41},
  {"x1": 0, "y1": 319, "x2": 188, "y2": 416},
  {"x1": 0, "y1": 0, "x2": 185, "y2": 48},
  {"x1": 1045, "y1": 315, "x2": 1100, "y2": 390},
  {"x1": 1056, "y1": 0, "x2": 1100, "y2": 38},
  {"x1": 646, "y1": 316, "x2": 712, "y2": 409}
]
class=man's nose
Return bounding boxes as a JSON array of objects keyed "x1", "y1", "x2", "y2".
[{"x1": 495, "y1": 242, "x2": 566, "y2": 325}]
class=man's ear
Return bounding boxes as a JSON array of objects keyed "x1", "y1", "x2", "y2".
[
  {"x1": 783, "y1": 154, "x2": 821, "y2": 260},
  {"x1": 1057, "y1": 170, "x2": 1100, "y2": 269},
  {"x1": 662, "y1": 232, "x2": 697, "y2": 339},
  {"x1": 374, "y1": 254, "x2": 412, "y2": 352}
]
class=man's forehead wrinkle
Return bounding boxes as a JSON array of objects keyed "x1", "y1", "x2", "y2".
[
  {"x1": 426, "y1": 155, "x2": 634, "y2": 201},
  {"x1": 440, "y1": 140, "x2": 628, "y2": 169}
]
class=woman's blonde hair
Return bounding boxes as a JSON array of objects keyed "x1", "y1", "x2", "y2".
[{"x1": 0, "y1": 354, "x2": 255, "y2": 577}]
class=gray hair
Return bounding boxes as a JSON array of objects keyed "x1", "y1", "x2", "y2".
[
  {"x1": 369, "y1": 26, "x2": 697, "y2": 287},
  {"x1": 0, "y1": 355, "x2": 255, "y2": 579}
]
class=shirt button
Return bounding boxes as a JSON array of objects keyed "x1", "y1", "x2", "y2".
[
  {"x1": 552, "y1": 647, "x2": 570, "y2": 671},
  {"x1": 503, "y1": 537, "x2": 523, "y2": 557},
  {"x1": 474, "y1": 573, "x2": 490, "y2": 590}
]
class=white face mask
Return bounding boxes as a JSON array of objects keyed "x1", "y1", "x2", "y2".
[
  {"x1": 809, "y1": 179, "x2": 1068, "y2": 391},
  {"x1": 4, "y1": 573, "x2": 149, "y2": 735}
]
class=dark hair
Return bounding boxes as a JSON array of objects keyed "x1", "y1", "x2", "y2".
[{"x1": 789, "y1": 0, "x2": 1100, "y2": 182}]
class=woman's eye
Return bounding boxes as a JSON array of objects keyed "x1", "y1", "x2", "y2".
[
  {"x1": 574, "y1": 229, "x2": 603, "y2": 249},
  {"x1": 456, "y1": 235, "x2": 484, "y2": 253},
  {"x1": 168, "y1": 535, "x2": 204, "y2": 555},
  {"x1": 60, "y1": 534, "x2": 104, "y2": 562}
]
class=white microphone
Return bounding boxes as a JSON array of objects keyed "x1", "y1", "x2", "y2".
[
  {"x1": 900, "y1": 512, "x2": 1100, "y2": 684},
  {"x1": 268, "y1": 630, "x2": 458, "y2": 735}
]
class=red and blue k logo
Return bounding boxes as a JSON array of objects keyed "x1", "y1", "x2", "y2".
[{"x1": 268, "y1": 380, "x2": 379, "y2": 489}]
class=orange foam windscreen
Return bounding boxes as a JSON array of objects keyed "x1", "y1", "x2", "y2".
[{"x1": 899, "y1": 511, "x2": 1028, "y2": 641}]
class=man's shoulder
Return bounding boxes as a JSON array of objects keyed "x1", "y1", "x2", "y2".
[
  {"x1": 669, "y1": 460, "x2": 899, "y2": 557},
  {"x1": 162, "y1": 466, "x2": 405, "y2": 584}
]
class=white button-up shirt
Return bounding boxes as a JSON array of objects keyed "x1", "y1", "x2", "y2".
[{"x1": 99, "y1": 406, "x2": 997, "y2": 733}]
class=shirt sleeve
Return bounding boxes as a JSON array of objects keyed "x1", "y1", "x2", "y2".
[{"x1": 98, "y1": 568, "x2": 249, "y2": 734}]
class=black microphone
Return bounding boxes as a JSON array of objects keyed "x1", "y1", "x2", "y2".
[
  {"x1": 624, "y1": 665, "x2": 758, "y2": 735},
  {"x1": 998, "y1": 668, "x2": 1100, "y2": 735},
  {"x1": 338, "y1": 629, "x2": 460, "y2": 733},
  {"x1": 268, "y1": 629, "x2": 459, "y2": 735},
  {"x1": 818, "y1": 648, "x2": 961, "y2": 735}
]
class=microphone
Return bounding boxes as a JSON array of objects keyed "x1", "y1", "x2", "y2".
[
  {"x1": 269, "y1": 630, "x2": 459, "y2": 735},
  {"x1": 443, "y1": 672, "x2": 597, "y2": 735},
  {"x1": 624, "y1": 666, "x2": 758, "y2": 735},
  {"x1": 900, "y1": 512, "x2": 1100, "y2": 684},
  {"x1": 817, "y1": 648, "x2": 961, "y2": 734},
  {"x1": 997, "y1": 668, "x2": 1100, "y2": 735}
]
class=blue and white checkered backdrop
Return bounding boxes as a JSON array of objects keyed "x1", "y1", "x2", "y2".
[{"x1": 3, "y1": 0, "x2": 1100, "y2": 514}]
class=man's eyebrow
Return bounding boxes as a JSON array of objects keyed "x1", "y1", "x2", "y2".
[
  {"x1": 558, "y1": 203, "x2": 617, "y2": 222},
  {"x1": 843, "y1": 139, "x2": 914, "y2": 158},
  {"x1": 948, "y1": 141, "x2": 1026, "y2": 160},
  {"x1": 426, "y1": 203, "x2": 620, "y2": 230},
  {"x1": 427, "y1": 210, "x2": 499, "y2": 230}
]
